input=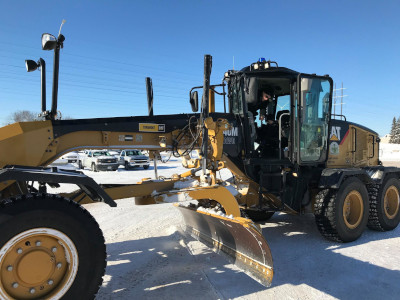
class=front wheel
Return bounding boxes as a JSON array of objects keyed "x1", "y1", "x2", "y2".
[
  {"x1": 91, "y1": 163, "x2": 97, "y2": 172},
  {"x1": 0, "y1": 194, "x2": 106, "y2": 299},
  {"x1": 143, "y1": 165, "x2": 150, "y2": 170},
  {"x1": 124, "y1": 162, "x2": 130, "y2": 170},
  {"x1": 314, "y1": 177, "x2": 369, "y2": 242}
]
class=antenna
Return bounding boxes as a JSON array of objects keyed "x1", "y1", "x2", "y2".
[
  {"x1": 233, "y1": 56, "x2": 234, "y2": 70},
  {"x1": 58, "y1": 19, "x2": 66, "y2": 36}
]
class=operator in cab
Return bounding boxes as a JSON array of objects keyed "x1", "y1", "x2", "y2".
[
  {"x1": 252, "y1": 87, "x2": 279, "y2": 157},
  {"x1": 258, "y1": 88, "x2": 276, "y2": 125}
]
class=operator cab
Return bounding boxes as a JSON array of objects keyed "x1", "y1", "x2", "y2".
[{"x1": 224, "y1": 58, "x2": 333, "y2": 166}]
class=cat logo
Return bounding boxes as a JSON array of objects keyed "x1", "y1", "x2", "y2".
[{"x1": 330, "y1": 126, "x2": 341, "y2": 141}]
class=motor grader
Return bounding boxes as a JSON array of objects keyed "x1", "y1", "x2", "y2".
[{"x1": 1, "y1": 28, "x2": 400, "y2": 299}]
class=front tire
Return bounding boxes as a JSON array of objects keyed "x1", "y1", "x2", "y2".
[
  {"x1": 314, "y1": 177, "x2": 369, "y2": 242},
  {"x1": 0, "y1": 194, "x2": 106, "y2": 299},
  {"x1": 368, "y1": 176, "x2": 400, "y2": 231},
  {"x1": 125, "y1": 162, "x2": 130, "y2": 170},
  {"x1": 143, "y1": 165, "x2": 150, "y2": 170},
  {"x1": 91, "y1": 163, "x2": 97, "y2": 172}
]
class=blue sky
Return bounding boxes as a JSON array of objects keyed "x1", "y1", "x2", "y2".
[{"x1": 0, "y1": 0, "x2": 399, "y2": 135}]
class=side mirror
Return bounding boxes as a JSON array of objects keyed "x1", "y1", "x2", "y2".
[
  {"x1": 41, "y1": 33, "x2": 57, "y2": 50},
  {"x1": 190, "y1": 91, "x2": 199, "y2": 112}
]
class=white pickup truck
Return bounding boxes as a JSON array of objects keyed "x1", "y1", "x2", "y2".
[
  {"x1": 119, "y1": 149, "x2": 150, "y2": 170},
  {"x1": 81, "y1": 150, "x2": 119, "y2": 171}
]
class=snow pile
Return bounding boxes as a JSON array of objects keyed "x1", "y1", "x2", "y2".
[
  {"x1": 380, "y1": 143, "x2": 400, "y2": 161},
  {"x1": 197, "y1": 206, "x2": 234, "y2": 219},
  {"x1": 173, "y1": 178, "x2": 199, "y2": 189},
  {"x1": 158, "y1": 192, "x2": 192, "y2": 203}
]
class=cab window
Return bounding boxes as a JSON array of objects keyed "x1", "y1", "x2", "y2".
[{"x1": 299, "y1": 77, "x2": 331, "y2": 162}]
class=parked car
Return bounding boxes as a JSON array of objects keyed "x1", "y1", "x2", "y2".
[
  {"x1": 77, "y1": 150, "x2": 90, "y2": 169},
  {"x1": 52, "y1": 151, "x2": 79, "y2": 165},
  {"x1": 82, "y1": 150, "x2": 119, "y2": 171},
  {"x1": 119, "y1": 149, "x2": 150, "y2": 170},
  {"x1": 107, "y1": 150, "x2": 124, "y2": 166},
  {"x1": 61, "y1": 151, "x2": 79, "y2": 163}
]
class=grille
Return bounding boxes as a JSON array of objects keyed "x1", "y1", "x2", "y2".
[
  {"x1": 133, "y1": 159, "x2": 148, "y2": 163},
  {"x1": 100, "y1": 159, "x2": 117, "y2": 163}
]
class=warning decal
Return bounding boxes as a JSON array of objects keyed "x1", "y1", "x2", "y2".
[{"x1": 139, "y1": 123, "x2": 165, "y2": 132}]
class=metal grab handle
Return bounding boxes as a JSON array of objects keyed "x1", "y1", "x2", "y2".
[
  {"x1": 278, "y1": 113, "x2": 290, "y2": 159},
  {"x1": 351, "y1": 127, "x2": 357, "y2": 153},
  {"x1": 368, "y1": 134, "x2": 375, "y2": 159}
]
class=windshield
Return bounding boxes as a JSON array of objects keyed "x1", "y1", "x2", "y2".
[
  {"x1": 127, "y1": 150, "x2": 142, "y2": 156},
  {"x1": 93, "y1": 151, "x2": 110, "y2": 157}
]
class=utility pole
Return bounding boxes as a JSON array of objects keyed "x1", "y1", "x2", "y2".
[{"x1": 341, "y1": 82, "x2": 344, "y2": 116}]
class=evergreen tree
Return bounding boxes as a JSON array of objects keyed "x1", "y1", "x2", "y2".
[
  {"x1": 395, "y1": 117, "x2": 400, "y2": 144},
  {"x1": 389, "y1": 117, "x2": 396, "y2": 143}
]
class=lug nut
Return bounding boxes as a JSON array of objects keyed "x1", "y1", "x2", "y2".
[
  {"x1": 30, "y1": 288, "x2": 36, "y2": 294},
  {"x1": 51, "y1": 247, "x2": 57, "y2": 253},
  {"x1": 48, "y1": 279, "x2": 54, "y2": 285},
  {"x1": 7, "y1": 265, "x2": 13, "y2": 271},
  {"x1": 56, "y1": 262, "x2": 62, "y2": 269},
  {"x1": 12, "y1": 282, "x2": 18, "y2": 288},
  {"x1": 16, "y1": 248, "x2": 22, "y2": 254},
  {"x1": 35, "y1": 241, "x2": 41, "y2": 246}
]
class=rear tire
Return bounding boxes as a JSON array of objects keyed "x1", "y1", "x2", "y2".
[
  {"x1": 0, "y1": 194, "x2": 106, "y2": 299},
  {"x1": 314, "y1": 177, "x2": 369, "y2": 242},
  {"x1": 367, "y1": 176, "x2": 400, "y2": 231}
]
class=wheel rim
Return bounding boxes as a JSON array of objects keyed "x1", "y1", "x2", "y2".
[
  {"x1": 0, "y1": 228, "x2": 78, "y2": 300},
  {"x1": 342, "y1": 190, "x2": 364, "y2": 229},
  {"x1": 384, "y1": 186, "x2": 400, "y2": 219}
]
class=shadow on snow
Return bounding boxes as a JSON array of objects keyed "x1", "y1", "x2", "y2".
[{"x1": 96, "y1": 213, "x2": 400, "y2": 299}]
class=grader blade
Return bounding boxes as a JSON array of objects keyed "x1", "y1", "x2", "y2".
[{"x1": 177, "y1": 206, "x2": 274, "y2": 287}]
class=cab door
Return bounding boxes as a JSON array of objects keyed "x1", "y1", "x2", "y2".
[{"x1": 296, "y1": 74, "x2": 332, "y2": 165}]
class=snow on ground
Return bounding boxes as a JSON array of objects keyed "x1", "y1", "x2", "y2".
[
  {"x1": 51, "y1": 152, "x2": 400, "y2": 300},
  {"x1": 380, "y1": 143, "x2": 400, "y2": 162}
]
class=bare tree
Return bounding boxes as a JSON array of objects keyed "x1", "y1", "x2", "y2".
[{"x1": 7, "y1": 110, "x2": 38, "y2": 124}]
